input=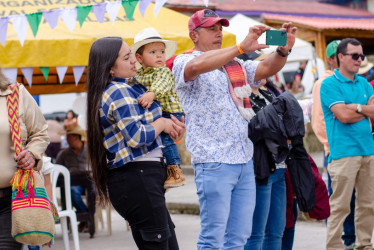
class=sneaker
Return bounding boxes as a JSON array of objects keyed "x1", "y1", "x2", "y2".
[
  {"x1": 164, "y1": 165, "x2": 186, "y2": 189},
  {"x1": 344, "y1": 243, "x2": 355, "y2": 250}
]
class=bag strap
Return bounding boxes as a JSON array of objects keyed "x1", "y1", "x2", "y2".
[{"x1": 6, "y1": 83, "x2": 23, "y2": 156}]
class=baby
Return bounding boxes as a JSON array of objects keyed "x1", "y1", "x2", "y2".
[{"x1": 131, "y1": 28, "x2": 186, "y2": 189}]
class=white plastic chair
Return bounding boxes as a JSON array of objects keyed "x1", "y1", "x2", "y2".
[
  {"x1": 94, "y1": 201, "x2": 112, "y2": 235},
  {"x1": 52, "y1": 164, "x2": 80, "y2": 250}
]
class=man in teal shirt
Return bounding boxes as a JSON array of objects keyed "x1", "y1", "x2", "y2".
[{"x1": 321, "y1": 38, "x2": 374, "y2": 250}]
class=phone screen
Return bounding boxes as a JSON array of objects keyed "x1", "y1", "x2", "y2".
[{"x1": 266, "y1": 30, "x2": 287, "y2": 46}]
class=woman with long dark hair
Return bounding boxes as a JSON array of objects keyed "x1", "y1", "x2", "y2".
[{"x1": 86, "y1": 37, "x2": 185, "y2": 249}]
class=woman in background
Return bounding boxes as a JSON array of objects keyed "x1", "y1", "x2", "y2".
[{"x1": 63, "y1": 109, "x2": 78, "y2": 129}]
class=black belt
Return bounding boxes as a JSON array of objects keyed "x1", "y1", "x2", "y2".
[
  {"x1": 0, "y1": 187, "x2": 12, "y2": 198},
  {"x1": 108, "y1": 157, "x2": 165, "y2": 171}
]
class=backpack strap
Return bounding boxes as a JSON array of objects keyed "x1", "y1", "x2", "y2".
[{"x1": 6, "y1": 83, "x2": 23, "y2": 156}]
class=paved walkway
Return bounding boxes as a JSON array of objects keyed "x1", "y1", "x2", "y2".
[
  {"x1": 52, "y1": 212, "x2": 328, "y2": 250},
  {"x1": 50, "y1": 151, "x2": 374, "y2": 249}
]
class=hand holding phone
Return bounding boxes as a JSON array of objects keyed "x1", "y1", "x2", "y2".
[{"x1": 266, "y1": 30, "x2": 287, "y2": 46}]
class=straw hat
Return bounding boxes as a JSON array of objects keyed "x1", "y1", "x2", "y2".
[
  {"x1": 358, "y1": 57, "x2": 373, "y2": 75},
  {"x1": 59, "y1": 124, "x2": 86, "y2": 141},
  {"x1": 130, "y1": 28, "x2": 177, "y2": 69}
]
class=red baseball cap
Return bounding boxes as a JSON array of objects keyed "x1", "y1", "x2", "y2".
[{"x1": 188, "y1": 9, "x2": 229, "y2": 32}]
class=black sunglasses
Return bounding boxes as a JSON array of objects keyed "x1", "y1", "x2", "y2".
[{"x1": 342, "y1": 53, "x2": 365, "y2": 61}]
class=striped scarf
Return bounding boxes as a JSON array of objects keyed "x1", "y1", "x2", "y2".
[{"x1": 222, "y1": 60, "x2": 255, "y2": 122}]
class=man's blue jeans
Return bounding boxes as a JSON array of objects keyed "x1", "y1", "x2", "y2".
[
  {"x1": 245, "y1": 168, "x2": 286, "y2": 250},
  {"x1": 161, "y1": 112, "x2": 184, "y2": 165},
  {"x1": 194, "y1": 161, "x2": 256, "y2": 250},
  {"x1": 71, "y1": 186, "x2": 87, "y2": 212}
]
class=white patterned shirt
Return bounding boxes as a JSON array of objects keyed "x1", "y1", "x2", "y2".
[{"x1": 173, "y1": 51, "x2": 260, "y2": 164}]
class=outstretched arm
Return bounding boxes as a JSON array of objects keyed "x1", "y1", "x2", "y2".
[{"x1": 184, "y1": 25, "x2": 271, "y2": 81}]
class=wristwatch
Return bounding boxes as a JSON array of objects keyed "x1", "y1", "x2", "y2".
[
  {"x1": 276, "y1": 47, "x2": 292, "y2": 57},
  {"x1": 356, "y1": 104, "x2": 362, "y2": 113}
]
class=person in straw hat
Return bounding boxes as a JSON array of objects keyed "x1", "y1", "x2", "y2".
[
  {"x1": 56, "y1": 123, "x2": 90, "y2": 232},
  {"x1": 358, "y1": 57, "x2": 374, "y2": 85},
  {"x1": 131, "y1": 28, "x2": 186, "y2": 190}
]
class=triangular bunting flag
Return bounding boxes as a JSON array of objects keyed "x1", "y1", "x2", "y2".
[
  {"x1": 0, "y1": 17, "x2": 9, "y2": 46},
  {"x1": 56, "y1": 66, "x2": 68, "y2": 84},
  {"x1": 92, "y1": 3, "x2": 107, "y2": 23},
  {"x1": 106, "y1": 1, "x2": 122, "y2": 24},
  {"x1": 10, "y1": 15, "x2": 27, "y2": 46},
  {"x1": 76, "y1": 5, "x2": 92, "y2": 27},
  {"x1": 43, "y1": 9, "x2": 61, "y2": 29},
  {"x1": 72, "y1": 66, "x2": 85, "y2": 86},
  {"x1": 154, "y1": 0, "x2": 167, "y2": 17},
  {"x1": 203, "y1": 0, "x2": 209, "y2": 7},
  {"x1": 21, "y1": 67, "x2": 34, "y2": 87},
  {"x1": 139, "y1": 0, "x2": 151, "y2": 18},
  {"x1": 60, "y1": 8, "x2": 77, "y2": 33},
  {"x1": 121, "y1": 0, "x2": 139, "y2": 21},
  {"x1": 2, "y1": 68, "x2": 18, "y2": 83},
  {"x1": 26, "y1": 12, "x2": 42, "y2": 37},
  {"x1": 40, "y1": 67, "x2": 49, "y2": 82}
]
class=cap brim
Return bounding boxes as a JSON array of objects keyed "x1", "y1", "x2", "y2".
[{"x1": 130, "y1": 39, "x2": 177, "y2": 69}]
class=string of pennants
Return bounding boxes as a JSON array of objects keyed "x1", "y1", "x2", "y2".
[
  {"x1": 0, "y1": 0, "x2": 223, "y2": 47},
  {"x1": 2, "y1": 66, "x2": 86, "y2": 87},
  {"x1": 0, "y1": 0, "x2": 223, "y2": 86}
]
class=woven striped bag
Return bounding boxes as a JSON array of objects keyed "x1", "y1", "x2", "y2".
[
  {"x1": 10, "y1": 170, "x2": 56, "y2": 245},
  {"x1": 7, "y1": 83, "x2": 57, "y2": 246}
]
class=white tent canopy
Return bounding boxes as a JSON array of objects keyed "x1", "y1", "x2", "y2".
[{"x1": 224, "y1": 14, "x2": 316, "y2": 63}]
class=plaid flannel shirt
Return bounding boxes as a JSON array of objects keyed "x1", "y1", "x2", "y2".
[
  {"x1": 136, "y1": 66, "x2": 183, "y2": 114},
  {"x1": 99, "y1": 77, "x2": 163, "y2": 168}
]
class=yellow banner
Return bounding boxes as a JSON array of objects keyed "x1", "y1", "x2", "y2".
[{"x1": 0, "y1": 1, "x2": 235, "y2": 68}]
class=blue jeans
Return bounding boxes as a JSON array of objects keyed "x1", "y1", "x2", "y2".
[
  {"x1": 327, "y1": 173, "x2": 356, "y2": 246},
  {"x1": 245, "y1": 168, "x2": 286, "y2": 250},
  {"x1": 194, "y1": 161, "x2": 256, "y2": 250},
  {"x1": 281, "y1": 198, "x2": 298, "y2": 250},
  {"x1": 161, "y1": 112, "x2": 184, "y2": 165},
  {"x1": 71, "y1": 185, "x2": 87, "y2": 212},
  {"x1": 28, "y1": 246, "x2": 40, "y2": 250}
]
